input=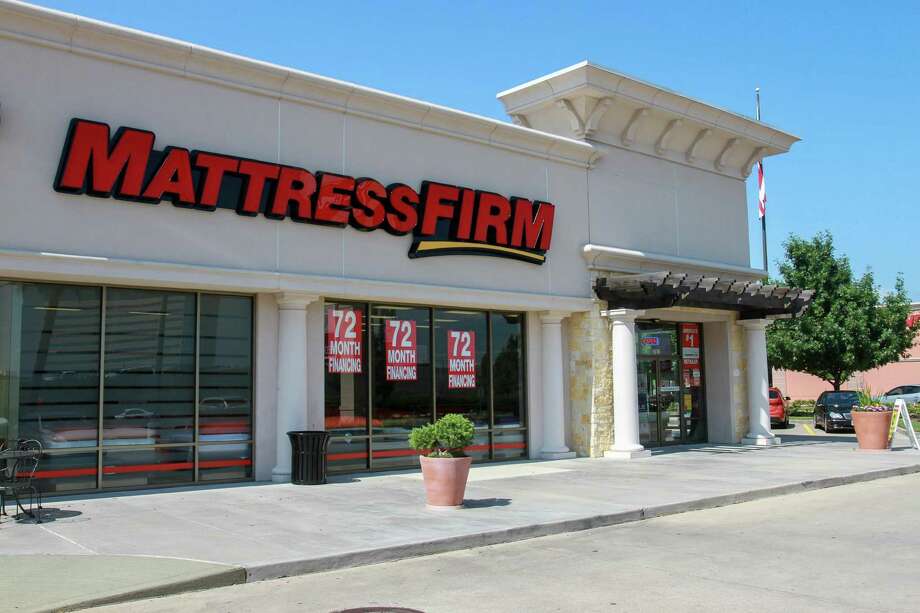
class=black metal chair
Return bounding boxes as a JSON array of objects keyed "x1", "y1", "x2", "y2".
[{"x1": 0, "y1": 439, "x2": 44, "y2": 523}]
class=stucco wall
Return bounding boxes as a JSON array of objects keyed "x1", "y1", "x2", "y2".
[
  {"x1": 0, "y1": 34, "x2": 592, "y2": 300},
  {"x1": 587, "y1": 143, "x2": 750, "y2": 268}
]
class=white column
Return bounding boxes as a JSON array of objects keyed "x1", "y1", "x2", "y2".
[
  {"x1": 540, "y1": 312, "x2": 576, "y2": 460},
  {"x1": 739, "y1": 318, "x2": 780, "y2": 446},
  {"x1": 272, "y1": 292, "x2": 319, "y2": 482},
  {"x1": 605, "y1": 309, "x2": 651, "y2": 459}
]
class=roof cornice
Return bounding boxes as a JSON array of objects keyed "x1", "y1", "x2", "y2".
[
  {"x1": 0, "y1": 0, "x2": 600, "y2": 168},
  {"x1": 498, "y1": 61, "x2": 800, "y2": 178}
]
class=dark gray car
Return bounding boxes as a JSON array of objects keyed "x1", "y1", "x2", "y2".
[{"x1": 814, "y1": 390, "x2": 859, "y2": 433}]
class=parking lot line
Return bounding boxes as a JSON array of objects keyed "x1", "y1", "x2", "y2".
[{"x1": 802, "y1": 423, "x2": 816, "y2": 436}]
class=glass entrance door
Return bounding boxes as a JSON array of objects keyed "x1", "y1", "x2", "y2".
[
  {"x1": 638, "y1": 358, "x2": 683, "y2": 445},
  {"x1": 635, "y1": 321, "x2": 707, "y2": 446}
]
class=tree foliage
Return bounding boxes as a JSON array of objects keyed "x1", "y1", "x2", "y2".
[{"x1": 768, "y1": 232, "x2": 918, "y2": 390}]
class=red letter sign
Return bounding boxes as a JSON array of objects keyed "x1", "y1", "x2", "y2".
[
  {"x1": 447, "y1": 330, "x2": 476, "y2": 389},
  {"x1": 385, "y1": 319, "x2": 418, "y2": 381},
  {"x1": 327, "y1": 307, "x2": 363, "y2": 374}
]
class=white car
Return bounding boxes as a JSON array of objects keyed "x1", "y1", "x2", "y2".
[{"x1": 880, "y1": 385, "x2": 920, "y2": 404}]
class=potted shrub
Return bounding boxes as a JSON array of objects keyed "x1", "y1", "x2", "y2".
[
  {"x1": 853, "y1": 389, "x2": 895, "y2": 451},
  {"x1": 409, "y1": 414, "x2": 475, "y2": 508}
]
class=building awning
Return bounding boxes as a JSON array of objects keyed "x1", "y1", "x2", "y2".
[{"x1": 594, "y1": 272, "x2": 814, "y2": 319}]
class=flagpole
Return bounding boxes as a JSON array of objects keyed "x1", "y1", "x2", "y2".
[{"x1": 756, "y1": 87, "x2": 768, "y2": 274}]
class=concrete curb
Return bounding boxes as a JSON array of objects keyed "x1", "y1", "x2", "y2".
[
  {"x1": 245, "y1": 462, "x2": 920, "y2": 582},
  {"x1": 52, "y1": 565, "x2": 247, "y2": 613}
]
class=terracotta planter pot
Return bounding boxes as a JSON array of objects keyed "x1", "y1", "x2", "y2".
[
  {"x1": 419, "y1": 455, "x2": 472, "y2": 508},
  {"x1": 852, "y1": 411, "x2": 893, "y2": 450}
]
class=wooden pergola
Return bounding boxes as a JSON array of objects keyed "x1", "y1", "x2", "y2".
[{"x1": 594, "y1": 272, "x2": 814, "y2": 319}]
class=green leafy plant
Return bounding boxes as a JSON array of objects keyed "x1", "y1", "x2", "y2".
[
  {"x1": 409, "y1": 414, "x2": 475, "y2": 458},
  {"x1": 788, "y1": 400, "x2": 816, "y2": 417},
  {"x1": 768, "y1": 232, "x2": 919, "y2": 390},
  {"x1": 854, "y1": 387, "x2": 892, "y2": 412}
]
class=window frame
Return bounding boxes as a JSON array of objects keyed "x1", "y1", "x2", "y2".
[
  {"x1": 0, "y1": 279, "x2": 255, "y2": 495},
  {"x1": 324, "y1": 299, "x2": 528, "y2": 473}
]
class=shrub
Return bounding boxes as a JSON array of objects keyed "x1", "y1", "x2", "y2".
[
  {"x1": 409, "y1": 414, "x2": 475, "y2": 458},
  {"x1": 408, "y1": 423, "x2": 438, "y2": 454},
  {"x1": 788, "y1": 400, "x2": 815, "y2": 417}
]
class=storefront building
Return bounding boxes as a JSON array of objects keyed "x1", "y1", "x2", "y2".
[{"x1": 0, "y1": 1, "x2": 810, "y2": 494}]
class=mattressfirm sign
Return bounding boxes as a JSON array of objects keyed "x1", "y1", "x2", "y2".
[{"x1": 53, "y1": 118, "x2": 555, "y2": 264}]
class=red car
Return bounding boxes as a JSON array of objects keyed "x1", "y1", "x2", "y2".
[{"x1": 769, "y1": 387, "x2": 790, "y2": 428}]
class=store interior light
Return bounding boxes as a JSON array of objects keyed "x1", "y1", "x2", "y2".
[
  {"x1": 33, "y1": 306, "x2": 83, "y2": 312},
  {"x1": 129, "y1": 311, "x2": 170, "y2": 317}
]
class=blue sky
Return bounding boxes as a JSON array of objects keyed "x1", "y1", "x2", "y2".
[{"x1": 32, "y1": 0, "x2": 920, "y2": 299}]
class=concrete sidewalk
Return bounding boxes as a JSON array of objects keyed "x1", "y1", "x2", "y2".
[{"x1": 2, "y1": 431, "x2": 919, "y2": 611}]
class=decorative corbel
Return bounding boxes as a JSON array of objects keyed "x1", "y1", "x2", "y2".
[
  {"x1": 510, "y1": 114, "x2": 531, "y2": 128},
  {"x1": 685, "y1": 128, "x2": 711, "y2": 163},
  {"x1": 620, "y1": 107, "x2": 649, "y2": 147},
  {"x1": 556, "y1": 98, "x2": 585, "y2": 138},
  {"x1": 714, "y1": 138, "x2": 739, "y2": 172},
  {"x1": 741, "y1": 146, "x2": 767, "y2": 178},
  {"x1": 583, "y1": 96, "x2": 614, "y2": 139},
  {"x1": 654, "y1": 118, "x2": 682, "y2": 155}
]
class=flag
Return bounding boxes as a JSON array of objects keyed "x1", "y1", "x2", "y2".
[{"x1": 757, "y1": 161, "x2": 767, "y2": 219}]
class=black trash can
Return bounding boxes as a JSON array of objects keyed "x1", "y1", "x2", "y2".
[{"x1": 287, "y1": 430, "x2": 331, "y2": 485}]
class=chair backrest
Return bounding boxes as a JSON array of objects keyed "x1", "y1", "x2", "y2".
[{"x1": 13, "y1": 439, "x2": 43, "y2": 484}]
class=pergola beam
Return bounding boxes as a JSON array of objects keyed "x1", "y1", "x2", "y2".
[{"x1": 594, "y1": 272, "x2": 813, "y2": 319}]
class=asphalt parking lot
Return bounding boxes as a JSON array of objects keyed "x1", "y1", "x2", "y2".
[{"x1": 777, "y1": 418, "x2": 856, "y2": 439}]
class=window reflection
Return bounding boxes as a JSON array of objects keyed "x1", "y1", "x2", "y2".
[
  {"x1": 324, "y1": 302, "x2": 369, "y2": 438},
  {"x1": 435, "y1": 309, "x2": 489, "y2": 427},
  {"x1": 492, "y1": 313, "x2": 525, "y2": 428},
  {"x1": 103, "y1": 289, "x2": 196, "y2": 447},
  {"x1": 199, "y1": 295, "x2": 252, "y2": 447},
  {"x1": 15, "y1": 283, "x2": 101, "y2": 449},
  {"x1": 371, "y1": 305, "x2": 432, "y2": 434}
]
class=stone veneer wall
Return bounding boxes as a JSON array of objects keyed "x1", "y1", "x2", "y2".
[
  {"x1": 566, "y1": 302, "x2": 613, "y2": 457},
  {"x1": 567, "y1": 298, "x2": 752, "y2": 453}
]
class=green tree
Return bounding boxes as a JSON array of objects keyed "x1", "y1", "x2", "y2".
[{"x1": 768, "y1": 232, "x2": 918, "y2": 390}]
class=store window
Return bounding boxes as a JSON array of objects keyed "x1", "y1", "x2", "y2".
[
  {"x1": 325, "y1": 302, "x2": 527, "y2": 472},
  {"x1": 0, "y1": 281, "x2": 253, "y2": 494}
]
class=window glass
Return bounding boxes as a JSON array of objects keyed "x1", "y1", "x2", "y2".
[
  {"x1": 324, "y1": 302, "x2": 369, "y2": 437},
  {"x1": 199, "y1": 295, "x2": 253, "y2": 443},
  {"x1": 435, "y1": 309, "x2": 489, "y2": 427},
  {"x1": 769, "y1": 389, "x2": 780, "y2": 399},
  {"x1": 493, "y1": 429, "x2": 526, "y2": 459},
  {"x1": 103, "y1": 289, "x2": 196, "y2": 446},
  {"x1": 198, "y1": 443, "x2": 252, "y2": 482},
  {"x1": 16, "y1": 283, "x2": 101, "y2": 449},
  {"x1": 886, "y1": 388, "x2": 902, "y2": 396},
  {"x1": 371, "y1": 305, "x2": 432, "y2": 434},
  {"x1": 33, "y1": 450, "x2": 97, "y2": 493},
  {"x1": 328, "y1": 437, "x2": 368, "y2": 472},
  {"x1": 492, "y1": 313, "x2": 525, "y2": 428},
  {"x1": 637, "y1": 324, "x2": 677, "y2": 356},
  {"x1": 907, "y1": 386, "x2": 920, "y2": 394},
  {"x1": 101, "y1": 446, "x2": 194, "y2": 489}
]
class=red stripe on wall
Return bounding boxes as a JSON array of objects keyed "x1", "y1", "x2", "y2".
[
  {"x1": 31, "y1": 467, "x2": 96, "y2": 479},
  {"x1": 31, "y1": 459, "x2": 253, "y2": 479},
  {"x1": 328, "y1": 442, "x2": 525, "y2": 462}
]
